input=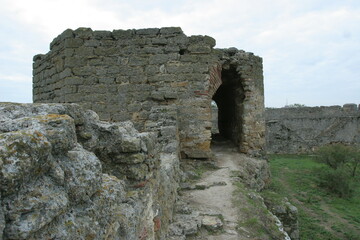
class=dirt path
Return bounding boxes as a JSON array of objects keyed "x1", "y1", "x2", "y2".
[
  {"x1": 183, "y1": 143, "x2": 244, "y2": 239},
  {"x1": 168, "y1": 140, "x2": 284, "y2": 240}
]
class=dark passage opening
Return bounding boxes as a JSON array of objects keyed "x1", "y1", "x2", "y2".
[{"x1": 212, "y1": 64, "x2": 244, "y2": 146}]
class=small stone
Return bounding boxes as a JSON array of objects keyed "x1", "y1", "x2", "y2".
[{"x1": 202, "y1": 215, "x2": 223, "y2": 231}]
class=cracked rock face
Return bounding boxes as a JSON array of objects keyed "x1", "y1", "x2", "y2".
[{"x1": 0, "y1": 103, "x2": 181, "y2": 240}]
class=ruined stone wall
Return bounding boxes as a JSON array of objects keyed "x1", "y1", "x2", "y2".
[
  {"x1": 266, "y1": 104, "x2": 360, "y2": 153},
  {"x1": 33, "y1": 27, "x2": 265, "y2": 157},
  {"x1": 219, "y1": 49, "x2": 265, "y2": 156}
]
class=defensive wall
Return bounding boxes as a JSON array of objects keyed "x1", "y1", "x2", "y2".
[{"x1": 266, "y1": 104, "x2": 360, "y2": 153}]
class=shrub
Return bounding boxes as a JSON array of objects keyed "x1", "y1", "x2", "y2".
[
  {"x1": 316, "y1": 144, "x2": 350, "y2": 169},
  {"x1": 316, "y1": 144, "x2": 360, "y2": 177},
  {"x1": 316, "y1": 167, "x2": 354, "y2": 198},
  {"x1": 315, "y1": 144, "x2": 360, "y2": 198}
]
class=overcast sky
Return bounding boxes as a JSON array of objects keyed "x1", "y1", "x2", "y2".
[{"x1": 0, "y1": 0, "x2": 359, "y2": 107}]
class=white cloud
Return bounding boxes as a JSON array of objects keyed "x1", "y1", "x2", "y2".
[
  {"x1": 0, "y1": 0, "x2": 359, "y2": 106},
  {"x1": 0, "y1": 74, "x2": 30, "y2": 83},
  {"x1": 1, "y1": 0, "x2": 124, "y2": 40}
]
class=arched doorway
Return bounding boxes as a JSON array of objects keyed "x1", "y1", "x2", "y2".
[{"x1": 211, "y1": 63, "x2": 245, "y2": 147}]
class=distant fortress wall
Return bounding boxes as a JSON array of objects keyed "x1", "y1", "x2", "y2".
[{"x1": 265, "y1": 104, "x2": 360, "y2": 153}]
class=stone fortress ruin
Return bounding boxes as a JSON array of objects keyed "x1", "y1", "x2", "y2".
[
  {"x1": 32, "y1": 27, "x2": 265, "y2": 158},
  {"x1": 3, "y1": 26, "x2": 357, "y2": 239},
  {"x1": 0, "y1": 27, "x2": 269, "y2": 240}
]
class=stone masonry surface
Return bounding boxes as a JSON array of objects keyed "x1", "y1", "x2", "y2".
[
  {"x1": 266, "y1": 104, "x2": 360, "y2": 153},
  {"x1": 33, "y1": 27, "x2": 266, "y2": 157}
]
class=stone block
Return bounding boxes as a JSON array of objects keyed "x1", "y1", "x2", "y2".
[
  {"x1": 88, "y1": 58, "x2": 104, "y2": 66},
  {"x1": 84, "y1": 39, "x2": 101, "y2": 47},
  {"x1": 149, "y1": 54, "x2": 174, "y2": 65},
  {"x1": 59, "y1": 68, "x2": 72, "y2": 79},
  {"x1": 135, "y1": 28, "x2": 160, "y2": 36},
  {"x1": 164, "y1": 90, "x2": 178, "y2": 99},
  {"x1": 59, "y1": 29, "x2": 75, "y2": 40},
  {"x1": 62, "y1": 85, "x2": 77, "y2": 94},
  {"x1": 151, "y1": 37, "x2": 168, "y2": 46},
  {"x1": 93, "y1": 30, "x2": 113, "y2": 39},
  {"x1": 63, "y1": 48, "x2": 74, "y2": 57},
  {"x1": 166, "y1": 63, "x2": 193, "y2": 74},
  {"x1": 75, "y1": 46, "x2": 94, "y2": 56},
  {"x1": 169, "y1": 35, "x2": 189, "y2": 45},
  {"x1": 188, "y1": 44, "x2": 212, "y2": 54},
  {"x1": 98, "y1": 77, "x2": 114, "y2": 84},
  {"x1": 203, "y1": 36, "x2": 216, "y2": 47},
  {"x1": 73, "y1": 66, "x2": 95, "y2": 76},
  {"x1": 94, "y1": 47, "x2": 120, "y2": 56},
  {"x1": 127, "y1": 103, "x2": 142, "y2": 112},
  {"x1": 151, "y1": 91, "x2": 165, "y2": 101},
  {"x1": 115, "y1": 75, "x2": 130, "y2": 84},
  {"x1": 117, "y1": 57, "x2": 129, "y2": 65},
  {"x1": 64, "y1": 38, "x2": 84, "y2": 48},
  {"x1": 64, "y1": 56, "x2": 85, "y2": 68},
  {"x1": 145, "y1": 65, "x2": 160, "y2": 75},
  {"x1": 112, "y1": 29, "x2": 134, "y2": 39},
  {"x1": 74, "y1": 27, "x2": 93, "y2": 39},
  {"x1": 141, "y1": 46, "x2": 164, "y2": 54},
  {"x1": 160, "y1": 27, "x2": 183, "y2": 35},
  {"x1": 129, "y1": 56, "x2": 148, "y2": 66},
  {"x1": 164, "y1": 45, "x2": 180, "y2": 53},
  {"x1": 201, "y1": 215, "x2": 223, "y2": 231}
]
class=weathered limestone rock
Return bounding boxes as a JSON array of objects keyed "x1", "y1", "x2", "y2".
[
  {"x1": 63, "y1": 145, "x2": 102, "y2": 203},
  {"x1": 168, "y1": 213, "x2": 201, "y2": 237},
  {"x1": 0, "y1": 129, "x2": 51, "y2": 197},
  {"x1": 4, "y1": 176, "x2": 68, "y2": 239},
  {"x1": 231, "y1": 154, "x2": 271, "y2": 191},
  {"x1": 29, "y1": 174, "x2": 127, "y2": 240},
  {"x1": 0, "y1": 192, "x2": 5, "y2": 240},
  {"x1": 265, "y1": 198, "x2": 299, "y2": 240},
  {"x1": 201, "y1": 215, "x2": 223, "y2": 231},
  {"x1": 0, "y1": 102, "x2": 180, "y2": 240}
]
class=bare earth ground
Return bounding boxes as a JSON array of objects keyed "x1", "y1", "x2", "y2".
[
  {"x1": 170, "y1": 140, "x2": 285, "y2": 240},
  {"x1": 184, "y1": 143, "x2": 244, "y2": 239}
]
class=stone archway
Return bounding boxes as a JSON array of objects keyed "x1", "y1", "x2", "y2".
[{"x1": 209, "y1": 62, "x2": 245, "y2": 148}]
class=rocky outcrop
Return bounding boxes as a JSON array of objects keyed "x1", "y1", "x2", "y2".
[
  {"x1": 264, "y1": 198, "x2": 299, "y2": 240},
  {"x1": 0, "y1": 103, "x2": 180, "y2": 240},
  {"x1": 266, "y1": 104, "x2": 360, "y2": 153}
]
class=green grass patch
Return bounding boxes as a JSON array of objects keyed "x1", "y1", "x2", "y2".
[
  {"x1": 262, "y1": 154, "x2": 360, "y2": 240},
  {"x1": 232, "y1": 182, "x2": 285, "y2": 239}
]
